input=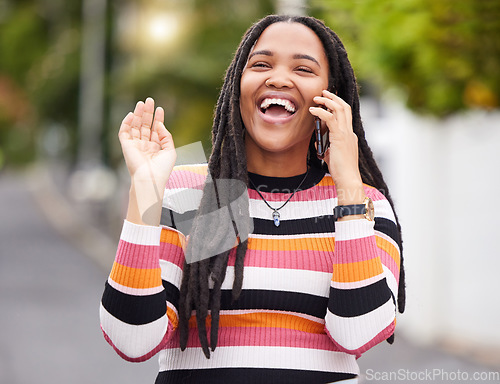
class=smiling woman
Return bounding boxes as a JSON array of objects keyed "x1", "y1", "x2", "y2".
[
  {"x1": 99, "y1": 14, "x2": 406, "y2": 384},
  {"x1": 240, "y1": 22, "x2": 330, "y2": 177}
]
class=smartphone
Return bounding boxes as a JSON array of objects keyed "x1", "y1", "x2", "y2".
[{"x1": 315, "y1": 117, "x2": 329, "y2": 160}]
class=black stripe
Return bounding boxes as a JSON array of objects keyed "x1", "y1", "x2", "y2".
[
  {"x1": 101, "y1": 282, "x2": 167, "y2": 325},
  {"x1": 162, "y1": 280, "x2": 180, "y2": 310},
  {"x1": 156, "y1": 368, "x2": 355, "y2": 384},
  {"x1": 219, "y1": 289, "x2": 327, "y2": 319},
  {"x1": 327, "y1": 278, "x2": 393, "y2": 318},
  {"x1": 161, "y1": 207, "x2": 197, "y2": 236},
  {"x1": 252, "y1": 215, "x2": 335, "y2": 236},
  {"x1": 374, "y1": 217, "x2": 401, "y2": 247},
  {"x1": 248, "y1": 166, "x2": 326, "y2": 193}
]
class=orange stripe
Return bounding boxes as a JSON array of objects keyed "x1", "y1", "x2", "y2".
[
  {"x1": 188, "y1": 312, "x2": 324, "y2": 334},
  {"x1": 248, "y1": 236, "x2": 334, "y2": 253},
  {"x1": 161, "y1": 228, "x2": 186, "y2": 249},
  {"x1": 376, "y1": 236, "x2": 400, "y2": 269},
  {"x1": 332, "y1": 257, "x2": 384, "y2": 283},
  {"x1": 167, "y1": 305, "x2": 179, "y2": 329},
  {"x1": 317, "y1": 177, "x2": 335, "y2": 187},
  {"x1": 109, "y1": 263, "x2": 162, "y2": 289}
]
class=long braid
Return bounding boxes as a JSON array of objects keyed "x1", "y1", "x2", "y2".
[{"x1": 178, "y1": 14, "x2": 406, "y2": 356}]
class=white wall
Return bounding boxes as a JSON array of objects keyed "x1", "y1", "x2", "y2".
[{"x1": 361, "y1": 97, "x2": 500, "y2": 350}]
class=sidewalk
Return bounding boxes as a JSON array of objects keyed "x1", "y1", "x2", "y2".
[{"x1": 1, "y1": 166, "x2": 498, "y2": 383}]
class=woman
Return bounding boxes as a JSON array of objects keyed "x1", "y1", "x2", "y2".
[{"x1": 100, "y1": 14, "x2": 405, "y2": 384}]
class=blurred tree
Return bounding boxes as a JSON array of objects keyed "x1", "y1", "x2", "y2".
[
  {"x1": 311, "y1": 0, "x2": 500, "y2": 116},
  {"x1": 0, "y1": 0, "x2": 82, "y2": 166}
]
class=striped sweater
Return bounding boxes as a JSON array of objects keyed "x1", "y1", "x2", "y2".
[{"x1": 100, "y1": 164, "x2": 401, "y2": 383}]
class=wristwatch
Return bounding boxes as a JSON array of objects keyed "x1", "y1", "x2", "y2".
[{"x1": 333, "y1": 197, "x2": 374, "y2": 221}]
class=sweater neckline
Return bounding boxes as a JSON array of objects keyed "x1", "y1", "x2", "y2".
[{"x1": 248, "y1": 166, "x2": 325, "y2": 193}]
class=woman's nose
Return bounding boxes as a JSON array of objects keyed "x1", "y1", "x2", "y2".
[{"x1": 265, "y1": 71, "x2": 293, "y2": 89}]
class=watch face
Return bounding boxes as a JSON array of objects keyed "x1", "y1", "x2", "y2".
[{"x1": 365, "y1": 198, "x2": 375, "y2": 221}]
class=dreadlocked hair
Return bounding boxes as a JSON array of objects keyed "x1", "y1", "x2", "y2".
[{"x1": 178, "y1": 15, "x2": 406, "y2": 358}]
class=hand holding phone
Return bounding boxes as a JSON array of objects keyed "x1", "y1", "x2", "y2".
[{"x1": 315, "y1": 117, "x2": 330, "y2": 160}]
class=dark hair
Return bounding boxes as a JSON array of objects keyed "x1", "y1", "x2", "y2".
[{"x1": 178, "y1": 14, "x2": 405, "y2": 358}]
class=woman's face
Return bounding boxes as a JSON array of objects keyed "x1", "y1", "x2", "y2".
[{"x1": 240, "y1": 22, "x2": 329, "y2": 161}]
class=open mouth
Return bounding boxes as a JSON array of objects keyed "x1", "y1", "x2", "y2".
[{"x1": 260, "y1": 98, "x2": 297, "y2": 118}]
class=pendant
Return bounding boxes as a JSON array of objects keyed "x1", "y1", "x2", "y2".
[{"x1": 273, "y1": 210, "x2": 280, "y2": 227}]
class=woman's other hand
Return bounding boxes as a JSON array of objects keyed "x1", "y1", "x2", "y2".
[
  {"x1": 310, "y1": 90, "x2": 365, "y2": 207},
  {"x1": 119, "y1": 97, "x2": 176, "y2": 187}
]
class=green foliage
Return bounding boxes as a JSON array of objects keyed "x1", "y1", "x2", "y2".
[
  {"x1": 312, "y1": 0, "x2": 500, "y2": 116},
  {"x1": 0, "y1": 0, "x2": 82, "y2": 166}
]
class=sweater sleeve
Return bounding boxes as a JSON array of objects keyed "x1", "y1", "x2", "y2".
[
  {"x1": 325, "y1": 188, "x2": 401, "y2": 357},
  {"x1": 99, "y1": 220, "x2": 185, "y2": 362},
  {"x1": 99, "y1": 164, "x2": 206, "y2": 362}
]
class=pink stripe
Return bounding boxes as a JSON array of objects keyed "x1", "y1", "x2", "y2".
[
  {"x1": 165, "y1": 327, "x2": 341, "y2": 351},
  {"x1": 248, "y1": 185, "x2": 334, "y2": 203},
  {"x1": 363, "y1": 185, "x2": 386, "y2": 201},
  {"x1": 333, "y1": 236, "x2": 379, "y2": 265},
  {"x1": 228, "y1": 248, "x2": 334, "y2": 272},
  {"x1": 166, "y1": 170, "x2": 206, "y2": 190},
  {"x1": 379, "y1": 252, "x2": 399, "y2": 284},
  {"x1": 247, "y1": 184, "x2": 386, "y2": 203},
  {"x1": 159, "y1": 242, "x2": 185, "y2": 267},
  {"x1": 115, "y1": 240, "x2": 159, "y2": 269},
  {"x1": 333, "y1": 237, "x2": 378, "y2": 264}
]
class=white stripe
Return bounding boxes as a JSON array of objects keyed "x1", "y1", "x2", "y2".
[
  {"x1": 249, "y1": 198, "x2": 336, "y2": 220},
  {"x1": 163, "y1": 187, "x2": 203, "y2": 213},
  {"x1": 334, "y1": 219, "x2": 375, "y2": 241},
  {"x1": 159, "y1": 259, "x2": 183, "y2": 289},
  {"x1": 373, "y1": 198, "x2": 396, "y2": 223},
  {"x1": 331, "y1": 274, "x2": 384, "y2": 290},
  {"x1": 217, "y1": 266, "x2": 331, "y2": 297},
  {"x1": 159, "y1": 345, "x2": 359, "y2": 374},
  {"x1": 99, "y1": 304, "x2": 168, "y2": 359},
  {"x1": 107, "y1": 277, "x2": 164, "y2": 296},
  {"x1": 325, "y1": 299, "x2": 395, "y2": 351},
  {"x1": 249, "y1": 232, "x2": 335, "y2": 240},
  {"x1": 120, "y1": 220, "x2": 162, "y2": 246},
  {"x1": 383, "y1": 264, "x2": 398, "y2": 299}
]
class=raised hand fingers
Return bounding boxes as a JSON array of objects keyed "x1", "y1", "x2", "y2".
[
  {"x1": 118, "y1": 112, "x2": 134, "y2": 142},
  {"x1": 140, "y1": 97, "x2": 155, "y2": 140},
  {"x1": 150, "y1": 106, "x2": 164, "y2": 145},
  {"x1": 130, "y1": 101, "x2": 145, "y2": 140}
]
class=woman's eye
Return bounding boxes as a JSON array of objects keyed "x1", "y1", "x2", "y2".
[
  {"x1": 296, "y1": 67, "x2": 314, "y2": 74},
  {"x1": 251, "y1": 62, "x2": 270, "y2": 69}
]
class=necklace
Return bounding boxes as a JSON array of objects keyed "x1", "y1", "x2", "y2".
[{"x1": 249, "y1": 169, "x2": 309, "y2": 227}]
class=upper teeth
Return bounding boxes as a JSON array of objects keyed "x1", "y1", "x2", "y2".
[{"x1": 260, "y1": 98, "x2": 296, "y2": 113}]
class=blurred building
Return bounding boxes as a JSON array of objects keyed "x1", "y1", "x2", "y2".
[{"x1": 362, "y1": 95, "x2": 500, "y2": 365}]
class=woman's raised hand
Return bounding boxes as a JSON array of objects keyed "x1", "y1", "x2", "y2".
[{"x1": 119, "y1": 97, "x2": 176, "y2": 188}]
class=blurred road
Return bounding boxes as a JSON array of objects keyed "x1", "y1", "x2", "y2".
[
  {"x1": 0, "y1": 171, "x2": 156, "y2": 384},
  {"x1": 0, "y1": 169, "x2": 498, "y2": 384}
]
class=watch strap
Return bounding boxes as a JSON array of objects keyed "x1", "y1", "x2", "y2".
[{"x1": 333, "y1": 203, "x2": 367, "y2": 221}]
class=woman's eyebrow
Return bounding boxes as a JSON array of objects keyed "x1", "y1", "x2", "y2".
[
  {"x1": 248, "y1": 50, "x2": 273, "y2": 60},
  {"x1": 248, "y1": 50, "x2": 321, "y2": 67},
  {"x1": 293, "y1": 54, "x2": 320, "y2": 67}
]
